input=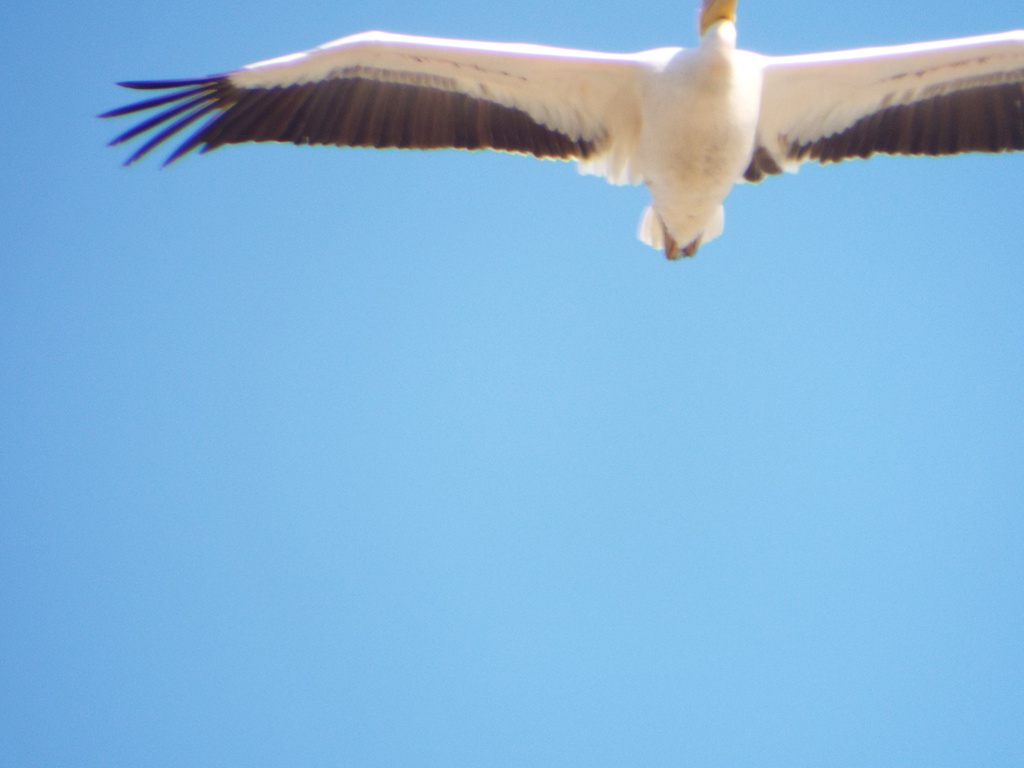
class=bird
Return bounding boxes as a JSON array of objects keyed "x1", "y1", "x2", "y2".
[{"x1": 102, "y1": 0, "x2": 1024, "y2": 259}]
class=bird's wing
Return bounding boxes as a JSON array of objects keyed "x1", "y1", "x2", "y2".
[
  {"x1": 102, "y1": 30, "x2": 677, "y2": 183},
  {"x1": 744, "y1": 30, "x2": 1024, "y2": 182}
]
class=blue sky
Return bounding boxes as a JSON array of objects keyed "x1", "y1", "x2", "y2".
[{"x1": 3, "y1": 1, "x2": 1023, "y2": 765}]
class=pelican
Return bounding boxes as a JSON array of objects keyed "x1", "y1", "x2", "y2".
[{"x1": 103, "y1": 0, "x2": 1024, "y2": 258}]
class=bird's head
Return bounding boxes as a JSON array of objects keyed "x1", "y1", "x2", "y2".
[{"x1": 699, "y1": 0, "x2": 738, "y2": 36}]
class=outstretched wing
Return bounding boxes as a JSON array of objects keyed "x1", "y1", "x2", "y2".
[
  {"x1": 745, "y1": 30, "x2": 1024, "y2": 181},
  {"x1": 102, "y1": 30, "x2": 675, "y2": 183}
]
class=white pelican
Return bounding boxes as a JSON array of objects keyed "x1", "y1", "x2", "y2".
[{"x1": 103, "y1": 0, "x2": 1024, "y2": 258}]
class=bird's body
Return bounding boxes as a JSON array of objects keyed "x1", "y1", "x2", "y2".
[
  {"x1": 103, "y1": 0, "x2": 1024, "y2": 258},
  {"x1": 635, "y1": 21, "x2": 763, "y2": 255}
]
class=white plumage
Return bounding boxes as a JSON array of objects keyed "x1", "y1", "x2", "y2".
[{"x1": 103, "y1": 0, "x2": 1024, "y2": 258}]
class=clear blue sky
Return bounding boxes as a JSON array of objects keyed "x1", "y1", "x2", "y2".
[{"x1": 3, "y1": 1, "x2": 1023, "y2": 765}]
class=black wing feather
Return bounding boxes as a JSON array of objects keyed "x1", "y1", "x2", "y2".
[
  {"x1": 102, "y1": 72, "x2": 600, "y2": 165},
  {"x1": 745, "y1": 78, "x2": 1024, "y2": 182},
  {"x1": 792, "y1": 80, "x2": 1024, "y2": 165}
]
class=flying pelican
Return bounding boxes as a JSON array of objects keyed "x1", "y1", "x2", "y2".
[{"x1": 102, "y1": 0, "x2": 1024, "y2": 258}]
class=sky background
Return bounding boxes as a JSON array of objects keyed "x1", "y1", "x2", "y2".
[{"x1": 3, "y1": 1, "x2": 1023, "y2": 765}]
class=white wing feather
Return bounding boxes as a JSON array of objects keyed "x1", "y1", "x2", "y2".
[
  {"x1": 231, "y1": 32, "x2": 679, "y2": 183},
  {"x1": 756, "y1": 30, "x2": 1024, "y2": 171}
]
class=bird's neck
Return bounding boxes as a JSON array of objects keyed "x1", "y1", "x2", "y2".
[{"x1": 701, "y1": 20, "x2": 737, "y2": 51}]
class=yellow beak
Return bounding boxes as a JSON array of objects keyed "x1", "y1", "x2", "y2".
[{"x1": 699, "y1": 0, "x2": 738, "y2": 35}]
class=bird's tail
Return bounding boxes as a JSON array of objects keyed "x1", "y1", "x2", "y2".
[{"x1": 637, "y1": 204, "x2": 725, "y2": 258}]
